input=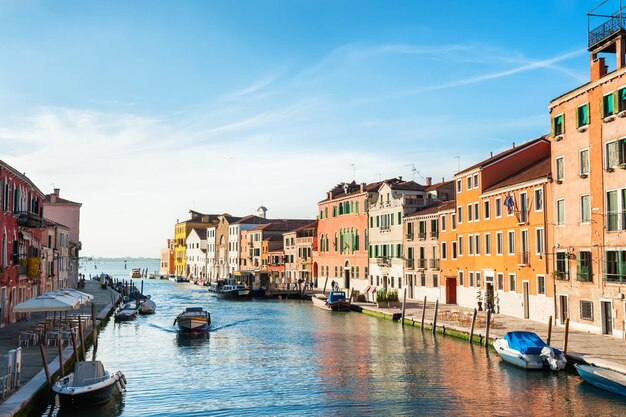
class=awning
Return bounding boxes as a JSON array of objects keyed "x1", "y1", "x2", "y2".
[
  {"x1": 368, "y1": 286, "x2": 377, "y2": 293},
  {"x1": 19, "y1": 231, "x2": 31, "y2": 241}
]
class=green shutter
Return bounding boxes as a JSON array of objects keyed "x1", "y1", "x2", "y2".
[
  {"x1": 613, "y1": 91, "x2": 619, "y2": 114},
  {"x1": 391, "y1": 214, "x2": 395, "y2": 226}
]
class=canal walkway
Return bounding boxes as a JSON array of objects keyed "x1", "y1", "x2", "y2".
[
  {"x1": 0, "y1": 280, "x2": 119, "y2": 416},
  {"x1": 353, "y1": 299, "x2": 626, "y2": 374}
]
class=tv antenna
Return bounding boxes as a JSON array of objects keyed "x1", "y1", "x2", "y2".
[
  {"x1": 350, "y1": 163, "x2": 356, "y2": 182},
  {"x1": 404, "y1": 164, "x2": 426, "y2": 182},
  {"x1": 453, "y1": 156, "x2": 461, "y2": 173}
]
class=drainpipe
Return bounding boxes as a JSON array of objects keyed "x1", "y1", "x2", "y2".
[{"x1": 545, "y1": 181, "x2": 558, "y2": 323}]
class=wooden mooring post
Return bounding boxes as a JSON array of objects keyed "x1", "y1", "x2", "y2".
[
  {"x1": 70, "y1": 324, "x2": 79, "y2": 361},
  {"x1": 78, "y1": 316, "x2": 86, "y2": 361},
  {"x1": 564, "y1": 318, "x2": 570, "y2": 354},
  {"x1": 39, "y1": 344, "x2": 51, "y2": 384},
  {"x1": 469, "y1": 308, "x2": 477, "y2": 343},
  {"x1": 421, "y1": 296, "x2": 427, "y2": 329},
  {"x1": 401, "y1": 288, "x2": 407, "y2": 326},
  {"x1": 432, "y1": 299, "x2": 439, "y2": 334},
  {"x1": 57, "y1": 333, "x2": 64, "y2": 378},
  {"x1": 547, "y1": 315, "x2": 553, "y2": 345},
  {"x1": 484, "y1": 309, "x2": 492, "y2": 346},
  {"x1": 91, "y1": 303, "x2": 98, "y2": 353},
  {"x1": 322, "y1": 277, "x2": 328, "y2": 295}
]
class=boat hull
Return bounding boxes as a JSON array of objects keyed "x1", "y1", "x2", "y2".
[
  {"x1": 311, "y1": 295, "x2": 350, "y2": 311},
  {"x1": 576, "y1": 364, "x2": 626, "y2": 396},
  {"x1": 176, "y1": 317, "x2": 210, "y2": 333},
  {"x1": 53, "y1": 371, "x2": 123, "y2": 408},
  {"x1": 215, "y1": 289, "x2": 251, "y2": 300}
]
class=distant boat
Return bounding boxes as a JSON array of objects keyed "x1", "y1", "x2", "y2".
[
  {"x1": 311, "y1": 291, "x2": 351, "y2": 311},
  {"x1": 215, "y1": 284, "x2": 251, "y2": 300},
  {"x1": 493, "y1": 331, "x2": 566, "y2": 371},
  {"x1": 174, "y1": 307, "x2": 211, "y2": 333},
  {"x1": 52, "y1": 361, "x2": 126, "y2": 407},
  {"x1": 575, "y1": 364, "x2": 626, "y2": 396},
  {"x1": 129, "y1": 268, "x2": 141, "y2": 279}
]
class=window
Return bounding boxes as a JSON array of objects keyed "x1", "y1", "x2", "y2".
[
  {"x1": 474, "y1": 202, "x2": 479, "y2": 221},
  {"x1": 459, "y1": 271, "x2": 464, "y2": 286},
  {"x1": 441, "y1": 215, "x2": 446, "y2": 231},
  {"x1": 580, "y1": 195, "x2": 591, "y2": 223},
  {"x1": 556, "y1": 199, "x2": 565, "y2": 226},
  {"x1": 458, "y1": 236, "x2": 464, "y2": 256},
  {"x1": 456, "y1": 179, "x2": 462, "y2": 193},
  {"x1": 474, "y1": 234, "x2": 480, "y2": 255},
  {"x1": 484, "y1": 200, "x2": 490, "y2": 219},
  {"x1": 468, "y1": 234, "x2": 474, "y2": 255},
  {"x1": 535, "y1": 228, "x2": 545, "y2": 254},
  {"x1": 556, "y1": 157, "x2": 565, "y2": 181},
  {"x1": 577, "y1": 251, "x2": 592, "y2": 282},
  {"x1": 537, "y1": 275, "x2": 546, "y2": 295},
  {"x1": 553, "y1": 114, "x2": 564, "y2": 136},
  {"x1": 469, "y1": 271, "x2": 474, "y2": 287},
  {"x1": 580, "y1": 301, "x2": 594, "y2": 320},
  {"x1": 507, "y1": 231, "x2": 515, "y2": 255},
  {"x1": 451, "y1": 213, "x2": 457, "y2": 230},
  {"x1": 508, "y1": 274, "x2": 516, "y2": 292},
  {"x1": 441, "y1": 242, "x2": 447, "y2": 259},
  {"x1": 452, "y1": 241, "x2": 457, "y2": 259},
  {"x1": 497, "y1": 273, "x2": 504, "y2": 291},
  {"x1": 433, "y1": 274, "x2": 439, "y2": 288},
  {"x1": 580, "y1": 149, "x2": 590, "y2": 176},
  {"x1": 496, "y1": 232, "x2": 503, "y2": 255},
  {"x1": 467, "y1": 204, "x2": 473, "y2": 222},
  {"x1": 619, "y1": 87, "x2": 626, "y2": 112},
  {"x1": 473, "y1": 174, "x2": 479, "y2": 189},
  {"x1": 457, "y1": 206, "x2": 463, "y2": 223},
  {"x1": 606, "y1": 138, "x2": 626, "y2": 168},
  {"x1": 556, "y1": 252, "x2": 569, "y2": 279},
  {"x1": 605, "y1": 250, "x2": 626, "y2": 283},
  {"x1": 603, "y1": 92, "x2": 615, "y2": 118},
  {"x1": 467, "y1": 177, "x2": 472, "y2": 190},
  {"x1": 577, "y1": 103, "x2": 589, "y2": 128},
  {"x1": 534, "y1": 189, "x2": 543, "y2": 211},
  {"x1": 485, "y1": 233, "x2": 491, "y2": 255},
  {"x1": 495, "y1": 197, "x2": 502, "y2": 218}
]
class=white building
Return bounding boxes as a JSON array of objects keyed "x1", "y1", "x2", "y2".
[
  {"x1": 186, "y1": 228, "x2": 207, "y2": 281},
  {"x1": 206, "y1": 225, "x2": 217, "y2": 281}
]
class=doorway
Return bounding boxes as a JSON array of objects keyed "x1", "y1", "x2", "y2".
[
  {"x1": 408, "y1": 275, "x2": 414, "y2": 299},
  {"x1": 485, "y1": 283, "x2": 494, "y2": 312},
  {"x1": 559, "y1": 295, "x2": 568, "y2": 324},
  {"x1": 344, "y1": 268, "x2": 350, "y2": 290},
  {"x1": 445, "y1": 277, "x2": 457, "y2": 304},
  {"x1": 601, "y1": 301, "x2": 613, "y2": 335},
  {"x1": 522, "y1": 281, "x2": 530, "y2": 319}
]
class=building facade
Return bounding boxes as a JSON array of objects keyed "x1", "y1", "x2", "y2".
[
  {"x1": 186, "y1": 228, "x2": 207, "y2": 281},
  {"x1": 160, "y1": 239, "x2": 174, "y2": 276}
]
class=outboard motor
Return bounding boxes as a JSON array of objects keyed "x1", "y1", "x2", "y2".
[{"x1": 540, "y1": 346, "x2": 561, "y2": 371}]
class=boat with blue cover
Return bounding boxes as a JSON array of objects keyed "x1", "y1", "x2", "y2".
[
  {"x1": 311, "y1": 291, "x2": 351, "y2": 311},
  {"x1": 575, "y1": 364, "x2": 626, "y2": 396},
  {"x1": 174, "y1": 307, "x2": 211, "y2": 333},
  {"x1": 493, "y1": 331, "x2": 566, "y2": 371}
]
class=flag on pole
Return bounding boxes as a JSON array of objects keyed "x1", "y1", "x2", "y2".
[{"x1": 504, "y1": 194, "x2": 515, "y2": 215}]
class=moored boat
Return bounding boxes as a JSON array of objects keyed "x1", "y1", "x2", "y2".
[
  {"x1": 52, "y1": 361, "x2": 126, "y2": 407},
  {"x1": 215, "y1": 284, "x2": 251, "y2": 300},
  {"x1": 575, "y1": 364, "x2": 626, "y2": 396},
  {"x1": 174, "y1": 307, "x2": 211, "y2": 333},
  {"x1": 311, "y1": 291, "x2": 350, "y2": 311},
  {"x1": 493, "y1": 331, "x2": 566, "y2": 371},
  {"x1": 129, "y1": 268, "x2": 141, "y2": 278},
  {"x1": 138, "y1": 298, "x2": 157, "y2": 314},
  {"x1": 114, "y1": 303, "x2": 138, "y2": 321}
]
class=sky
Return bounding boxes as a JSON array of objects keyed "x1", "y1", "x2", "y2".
[{"x1": 0, "y1": 0, "x2": 612, "y2": 257}]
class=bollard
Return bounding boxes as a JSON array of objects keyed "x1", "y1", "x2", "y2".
[
  {"x1": 421, "y1": 296, "x2": 427, "y2": 329},
  {"x1": 469, "y1": 308, "x2": 478, "y2": 344},
  {"x1": 547, "y1": 315, "x2": 553, "y2": 346},
  {"x1": 57, "y1": 333, "x2": 64, "y2": 378},
  {"x1": 39, "y1": 344, "x2": 51, "y2": 384},
  {"x1": 401, "y1": 288, "x2": 407, "y2": 326},
  {"x1": 485, "y1": 309, "x2": 492, "y2": 346},
  {"x1": 432, "y1": 299, "x2": 439, "y2": 334},
  {"x1": 564, "y1": 318, "x2": 570, "y2": 354}
]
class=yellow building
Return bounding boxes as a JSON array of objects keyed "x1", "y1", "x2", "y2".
[{"x1": 173, "y1": 210, "x2": 219, "y2": 277}]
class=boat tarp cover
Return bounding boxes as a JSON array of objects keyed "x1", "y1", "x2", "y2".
[
  {"x1": 328, "y1": 291, "x2": 346, "y2": 303},
  {"x1": 72, "y1": 361, "x2": 105, "y2": 386},
  {"x1": 504, "y1": 331, "x2": 561, "y2": 355}
]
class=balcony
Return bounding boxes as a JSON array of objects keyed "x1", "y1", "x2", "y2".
[
  {"x1": 515, "y1": 210, "x2": 528, "y2": 224},
  {"x1": 406, "y1": 233, "x2": 414, "y2": 241},
  {"x1": 17, "y1": 211, "x2": 43, "y2": 228},
  {"x1": 429, "y1": 259, "x2": 440, "y2": 270},
  {"x1": 406, "y1": 259, "x2": 414, "y2": 269},
  {"x1": 418, "y1": 232, "x2": 427, "y2": 240},
  {"x1": 518, "y1": 252, "x2": 530, "y2": 266},
  {"x1": 577, "y1": 268, "x2": 592, "y2": 282},
  {"x1": 430, "y1": 231, "x2": 439, "y2": 239},
  {"x1": 553, "y1": 271, "x2": 569, "y2": 281},
  {"x1": 376, "y1": 256, "x2": 391, "y2": 267},
  {"x1": 588, "y1": 14, "x2": 626, "y2": 49},
  {"x1": 417, "y1": 258, "x2": 426, "y2": 270},
  {"x1": 606, "y1": 273, "x2": 626, "y2": 284},
  {"x1": 380, "y1": 225, "x2": 391, "y2": 232}
]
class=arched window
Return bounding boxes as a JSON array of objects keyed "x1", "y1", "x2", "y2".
[
  {"x1": 338, "y1": 204, "x2": 343, "y2": 215},
  {"x1": 220, "y1": 235, "x2": 225, "y2": 245}
]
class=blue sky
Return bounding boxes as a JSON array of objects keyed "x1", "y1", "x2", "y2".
[{"x1": 0, "y1": 1, "x2": 607, "y2": 256}]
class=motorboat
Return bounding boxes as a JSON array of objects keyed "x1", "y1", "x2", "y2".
[
  {"x1": 311, "y1": 291, "x2": 351, "y2": 311},
  {"x1": 129, "y1": 268, "x2": 141, "y2": 279},
  {"x1": 174, "y1": 307, "x2": 211, "y2": 333},
  {"x1": 575, "y1": 364, "x2": 626, "y2": 396},
  {"x1": 138, "y1": 298, "x2": 157, "y2": 315},
  {"x1": 114, "y1": 302, "x2": 138, "y2": 321},
  {"x1": 215, "y1": 284, "x2": 251, "y2": 300},
  {"x1": 493, "y1": 331, "x2": 566, "y2": 371},
  {"x1": 52, "y1": 361, "x2": 126, "y2": 407}
]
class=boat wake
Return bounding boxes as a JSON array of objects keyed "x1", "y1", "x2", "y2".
[
  {"x1": 146, "y1": 323, "x2": 178, "y2": 333},
  {"x1": 210, "y1": 318, "x2": 257, "y2": 332}
]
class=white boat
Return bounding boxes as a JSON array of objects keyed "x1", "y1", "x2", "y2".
[
  {"x1": 114, "y1": 302, "x2": 138, "y2": 321},
  {"x1": 52, "y1": 361, "x2": 126, "y2": 407},
  {"x1": 493, "y1": 331, "x2": 566, "y2": 371},
  {"x1": 174, "y1": 307, "x2": 211, "y2": 333},
  {"x1": 215, "y1": 284, "x2": 251, "y2": 300},
  {"x1": 129, "y1": 268, "x2": 141, "y2": 278},
  {"x1": 138, "y1": 298, "x2": 157, "y2": 314}
]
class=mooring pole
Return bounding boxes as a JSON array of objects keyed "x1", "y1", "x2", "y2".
[
  {"x1": 39, "y1": 344, "x2": 51, "y2": 384},
  {"x1": 57, "y1": 333, "x2": 64, "y2": 378},
  {"x1": 564, "y1": 318, "x2": 570, "y2": 354},
  {"x1": 547, "y1": 315, "x2": 553, "y2": 345},
  {"x1": 432, "y1": 299, "x2": 439, "y2": 334},
  {"x1": 421, "y1": 296, "x2": 427, "y2": 329},
  {"x1": 485, "y1": 309, "x2": 492, "y2": 346},
  {"x1": 401, "y1": 288, "x2": 407, "y2": 326},
  {"x1": 322, "y1": 277, "x2": 328, "y2": 295},
  {"x1": 70, "y1": 324, "x2": 79, "y2": 362},
  {"x1": 78, "y1": 316, "x2": 86, "y2": 361},
  {"x1": 469, "y1": 308, "x2": 478, "y2": 344},
  {"x1": 91, "y1": 303, "x2": 98, "y2": 353}
]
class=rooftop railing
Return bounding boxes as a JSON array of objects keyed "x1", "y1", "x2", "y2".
[{"x1": 589, "y1": 15, "x2": 626, "y2": 48}]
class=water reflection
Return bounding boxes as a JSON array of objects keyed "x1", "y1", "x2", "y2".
[{"x1": 34, "y1": 265, "x2": 626, "y2": 417}]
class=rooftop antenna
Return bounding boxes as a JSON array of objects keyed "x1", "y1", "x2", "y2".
[
  {"x1": 404, "y1": 164, "x2": 426, "y2": 182},
  {"x1": 376, "y1": 173, "x2": 382, "y2": 181},
  {"x1": 453, "y1": 156, "x2": 461, "y2": 173},
  {"x1": 350, "y1": 163, "x2": 356, "y2": 182}
]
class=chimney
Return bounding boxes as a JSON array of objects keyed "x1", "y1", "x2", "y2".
[
  {"x1": 591, "y1": 56, "x2": 608, "y2": 81},
  {"x1": 54, "y1": 188, "x2": 60, "y2": 197},
  {"x1": 425, "y1": 177, "x2": 432, "y2": 186}
]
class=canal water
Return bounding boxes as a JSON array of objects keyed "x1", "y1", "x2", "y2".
[{"x1": 37, "y1": 260, "x2": 626, "y2": 416}]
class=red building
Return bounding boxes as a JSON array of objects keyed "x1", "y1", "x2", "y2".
[{"x1": 0, "y1": 161, "x2": 45, "y2": 326}]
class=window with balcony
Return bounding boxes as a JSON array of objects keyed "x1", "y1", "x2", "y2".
[
  {"x1": 430, "y1": 219, "x2": 438, "y2": 239},
  {"x1": 605, "y1": 250, "x2": 626, "y2": 283},
  {"x1": 577, "y1": 251, "x2": 592, "y2": 282},
  {"x1": 577, "y1": 103, "x2": 589, "y2": 128},
  {"x1": 418, "y1": 221, "x2": 427, "y2": 240},
  {"x1": 406, "y1": 222, "x2": 414, "y2": 241},
  {"x1": 555, "y1": 252, "x2": 569, "y2": 280}
]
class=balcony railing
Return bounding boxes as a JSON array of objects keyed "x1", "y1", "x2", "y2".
[
  {"x1": 515, "y1": 210, "x2": 529, "y2": 224},
  {"x1": 589, "y1": 15, "x2": 626, "y2": 48},
  {"x1": 417, "y1": 258, "x2": 426, "y2": 269},
  {"x1": 429, "y1": 259, "x2": 440, "y2": 270},
  {"x1": 17, "y1": 211, "x2": 43, "y2": 228},
  {"x1": 518, "y1": 252, "x2": 530, "y2": 265},
  {"x1": 376, "y1": 256, "x2": 391, "y2": 267},
  {"x1": 406, "y1": 259, "x2": 414, "y2": 269},
  {"x1": 406, "y1": 233, "x2": 414, "y2": 241},
  {"x1": 605, "y1": 273, "x2": 626, "y2": 284},
  {"x1": 380, "y1": 225, "x2": 391, "y2": 232},
  {"x1": 431, "y1": 231, "x2": 439, "y2": 239},
  {"x1": 418, "y1": 232, "x2": 427, "y2": 240},
  {"x1": 577, "y1": 268, "x2": 593, "y2": 282},
  {"x1": 554, "y1": 271, "x2": 569, "y2": 280}
]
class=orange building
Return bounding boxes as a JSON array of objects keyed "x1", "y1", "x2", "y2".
[
  {"x1": 547, "y1": 10, "x2": 626, "y2": 337},
  {"x1": 314, "y1": 182, "x2": 370, "y2": 293},
  {"x1": 439, "y1": 138, "x2": 554, "y2": 321}
]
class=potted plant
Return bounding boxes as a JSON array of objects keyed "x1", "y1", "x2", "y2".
[
  {"x1": 494, "y1": 292, "x2": 500, "y2": 314},
  {"x1": 476, "y1": 289, "x2": 484, "y2": 311},
  {"x1": 376, "y1": 288, "x2": 401, "y2": 308}
]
